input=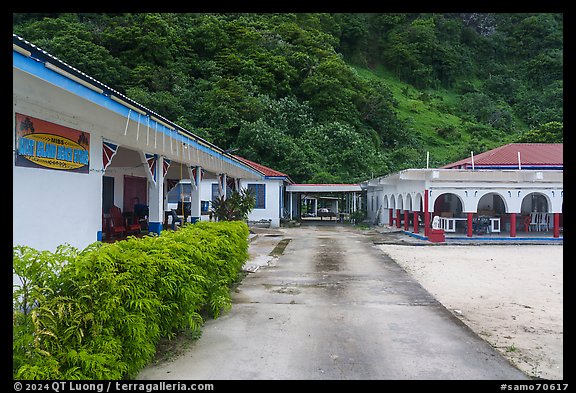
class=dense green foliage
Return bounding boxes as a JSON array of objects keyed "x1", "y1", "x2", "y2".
[
  {"x1": 13, "y1": 13, "x2": 563, "y2": 181},
  {"x1": 210, "y1": 187, "x2": 256, "y2": 222},
  {"x1": 13, "y1": 221, "x2": 249, "y2": 380}
]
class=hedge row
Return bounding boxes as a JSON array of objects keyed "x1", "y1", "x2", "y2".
[{"x1": 13, "y1": 221, "x2": 250, "y2": 380}]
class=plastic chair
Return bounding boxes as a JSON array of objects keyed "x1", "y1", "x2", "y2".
[
  {"x1": 125, "y1": 212, "x2": 142, "y2": 235},
  {"x1": 538, "y1": 213, "x2": 550, "y2": 232},
  {"x1": 521, "y1": 215, "x2": 529, "y2": 232},
  {"x1": 529, "y1": 212, "x2": 539, "y2": 232}
]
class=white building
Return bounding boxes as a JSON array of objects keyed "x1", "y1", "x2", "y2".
[
  {"x1": 167, "y1": 156, "x2": 293, "y2": 228},
  {"x1": 13, "y1": 34, "x2": 264, "y2": 252},
  {"x1": 364, "y1": 144, "x2": 563, "y2": 240}
]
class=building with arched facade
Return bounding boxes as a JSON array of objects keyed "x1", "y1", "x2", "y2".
[{"x1": 364, "y1": 144, "x2": 563, "y2": 240}]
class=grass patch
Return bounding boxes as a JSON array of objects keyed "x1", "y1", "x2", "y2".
[{"x1": 353, "y1": 64, "x2": 479, "y2": 165}]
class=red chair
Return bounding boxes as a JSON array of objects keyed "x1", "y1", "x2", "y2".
[
  {"x1": 109, "y1": 205, "x2": 127, "y2": 239},
  {"x1": 125, "y1": 212, "x2": 142, "y2": 235},
  {"x1": 523, "y1": 215, "x2": 532, "y2": 232}
]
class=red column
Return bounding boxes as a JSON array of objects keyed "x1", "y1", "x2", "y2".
[
  {"x1": 396, "y1": 209, "x2": 401, "y2": 228},
  {"x1": 467, "y1": 213, "x2": 473, "y2": 237},
  {"x1": 403, "y1": 210, "x2": 409, "y2": 231},
  {"x1": 510, "y1": 213, "x2": 516, "y2": 237},
  {"x1": 413, "y1": 211, "x2": 419, "y2": 233},
  {"x1": 389, "y1": 209, "x2": 393, "y2": 226},
  {"x1": 553, "y1": 213, "x2": 560, "y2": 238},
  {"x1": 424, "y1": 190, "x2": 430, "y2": 237}
]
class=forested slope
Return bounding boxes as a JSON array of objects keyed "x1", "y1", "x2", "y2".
[{"x1": 13, "y1": 13, "x2": 563, "y2": 183}]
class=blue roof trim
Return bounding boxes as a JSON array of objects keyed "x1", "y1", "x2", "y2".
[
  {"x1": 13, "y1": 34, "x2": 263, "y2": 179},
  {"x1": 264, "y1": 176, "x2": 289, "y2": 180}
]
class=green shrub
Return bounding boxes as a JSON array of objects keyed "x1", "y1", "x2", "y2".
[{"x1": 13, "y1": 221, "x2": 250, "y2": 380}]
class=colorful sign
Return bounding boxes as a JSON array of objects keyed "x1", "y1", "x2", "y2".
[{"x1": 15, "y1": 113, "x2": 90, "y2": 173}]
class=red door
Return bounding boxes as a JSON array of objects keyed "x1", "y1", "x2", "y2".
[{"x1": 124, "y1": 175, "x2": 147, "y2": 212}]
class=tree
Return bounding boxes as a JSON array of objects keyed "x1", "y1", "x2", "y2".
[{"x1": 516, "y1": 122, "x2": 563, "y2": 143}]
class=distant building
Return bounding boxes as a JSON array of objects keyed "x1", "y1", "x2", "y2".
[
  {"x1": 364, "y1": 143, "x2": 563, "y2": 239},
  {"x1": 441, "y1": 143, "x2": 563, "y2": 170},
  {"x1": 168, "y1": 156, "x2": 293, "y2": 228}
]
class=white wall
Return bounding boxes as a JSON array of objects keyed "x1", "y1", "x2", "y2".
[
  {"x1": 13, "y1": 116, "x2": 103, "y2": 252},
  {"x1": 200, "y1": 178, "x2": 283, "y2": 227},
  {"x1": 241, "y1": 179, "x2": 282, "y2": 227}
]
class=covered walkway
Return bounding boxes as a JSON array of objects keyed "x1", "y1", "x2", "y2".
[{"x1": 286, "y1": 183, "x2": 363, "y2": 223}]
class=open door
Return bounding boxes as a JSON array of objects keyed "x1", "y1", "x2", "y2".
[{"x1": 124, "y1": 175, "x2": 147, "y2": 213}]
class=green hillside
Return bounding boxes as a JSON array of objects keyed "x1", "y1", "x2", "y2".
[{"x1": 13, "y1": 13, "x2": 563, "y2": 182}]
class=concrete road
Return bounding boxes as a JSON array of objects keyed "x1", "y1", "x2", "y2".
[{"x1": 137, "y1": 224, "x2": 529, "y2": 380}]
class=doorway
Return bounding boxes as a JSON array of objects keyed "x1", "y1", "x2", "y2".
[
  {"x1": 102, "y1": 176, "x2": 114, "y2": 214},
  {"x1": 124, "y1": 175, "x2": 147, "y2": 213}
]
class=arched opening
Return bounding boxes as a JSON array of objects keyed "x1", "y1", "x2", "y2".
[
  {"x1": 521, "y1": 193, "x2": 549, "y2": 214},
  {"x1": 477, "y1": 192, "x2": 507, "y2": 216},
  {"x1": 380, "y1": 195, "x2": 389, "y2": 226},
  {"x1": 406, "y1": 194, "x2": 413, "y2": 211},
  {"x1": 520, "y1": 193, "x2": 552, "y2": 234},
  {"x1": 475, "y1": 192, "x2": 507, "y2": 235},
  {"x1": 433, "y1": 192, "x2": 465, "y2": 233},
  {"x1": 396, "y1": 194, "x2": 404, "y2": 228},
  {"x1": 433, "y1": 192, "x2": 463, "y2": 218}
]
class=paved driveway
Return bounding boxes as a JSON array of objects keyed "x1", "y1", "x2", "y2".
[{"x1": 137, "y1": 224, "x2": 528, "y2": 380}]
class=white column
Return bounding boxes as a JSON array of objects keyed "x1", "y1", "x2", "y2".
[
  {"x1": 147, "y1": 155, "x2": 165, "y2": 235},
  {"x1": 289, "y1": 192, "x2": 293, "y2": 220},
  {"x1": 190, "y1": 166, "x2": 202, "y2": 222},
  {"x1": 220, "y1": 173, "x2": 227, "y2": 199}
]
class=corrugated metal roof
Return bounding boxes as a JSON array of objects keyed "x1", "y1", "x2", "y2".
[
  {"x1": 13, "y1": 33, "x2": 265, "y2": 179},
  {"x1": 442, "y1": 143, "x2": 563, "y2": 169}
]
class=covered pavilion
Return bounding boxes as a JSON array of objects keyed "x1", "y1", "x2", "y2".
[
  {"x1": 363, "y1": 144, "x2": 563, "y2": 241},
  {"x1": 286, "y1": 183, "x2": 363, "y2": 222}
]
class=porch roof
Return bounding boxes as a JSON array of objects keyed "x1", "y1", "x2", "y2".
[{"x1": 13, "y1": 34, "x2": 262, "y2": 180}]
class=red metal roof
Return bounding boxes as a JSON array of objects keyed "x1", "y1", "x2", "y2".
[
  {"x1": 233, "y1": 155, "x2": 293, "y2": 182},
  {"x1": 441, "y1": 143, "x2": 563, "y2": 169}
]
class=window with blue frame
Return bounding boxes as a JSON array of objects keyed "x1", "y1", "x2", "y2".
[
  {"x1": 211, "y1": 182, "x2": 233, "y2": 201},
  {"x1": 247, "y1": 184, "x2": 266, "y2": 209}
]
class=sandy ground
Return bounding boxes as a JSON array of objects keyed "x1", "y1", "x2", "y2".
[{"x1": 376, "y1": 243, "x2": 563, "y2": 380}]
